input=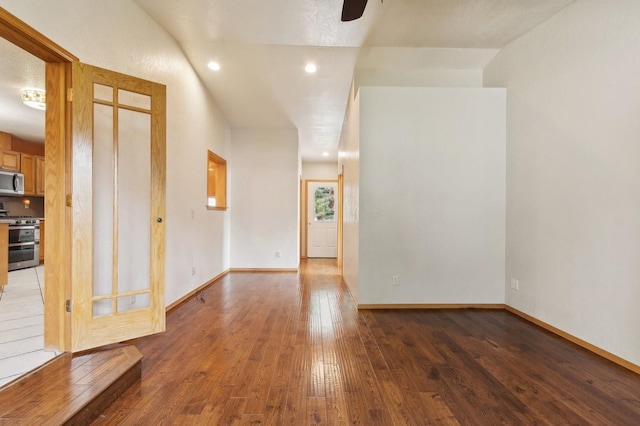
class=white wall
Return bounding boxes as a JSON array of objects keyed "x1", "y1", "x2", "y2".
[
  {"x1": 230, "y1": 129, "x2": 299, "y2": 269},
  {"x1": 301, "y1": 162, "x2": 338, "y2": 182},
  {"x1": 358, "y1": 87, "x2": 506, "y2": 305},
  {"x1": 484, "y1": 0, "x2": 640, "y2": 366},
  {"x1": 0, "y1": 0, "x2": 231, "y2": 305},
  {"x1": 300, "y1": 161, "x2": 338, "y2": 258},
  {"x1": 338, "y1": 82, "x2": 360, "y2": 300},
  {"x1": 354, "y1": 47, "x2": 499, "y2": 90},
  {"x1": 355, "y1": 68, "x2": 484, "y2": 89}
]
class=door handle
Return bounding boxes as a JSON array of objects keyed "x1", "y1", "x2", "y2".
[{"x1": 157, "y1": 217, "x2": 163, "y2": 223}]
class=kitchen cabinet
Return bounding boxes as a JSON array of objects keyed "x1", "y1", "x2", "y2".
[
  {"x1": 39, "y1": 219, "x2": 44, "y2": 263},
  {"x1": 21, "y1": 153, "x2": 35, "y2": 194},
  {"x1": 36, "y1": 156, "x2": 45, "y2": 195},
  {"x1": 0, "y1": 150, "x2": 21, "y2": 171},
  {"x1": 20, "y1": 153, "x2": 44, "y2": 196}
]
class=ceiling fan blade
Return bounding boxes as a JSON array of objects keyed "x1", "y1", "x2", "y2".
[{"x1": 341, "y1": 0, "x2": 368, "y2": 22}]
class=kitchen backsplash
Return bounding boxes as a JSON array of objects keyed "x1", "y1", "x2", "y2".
[{"x1": 0, "y1": 196, "x2": 44, "y2": 217}]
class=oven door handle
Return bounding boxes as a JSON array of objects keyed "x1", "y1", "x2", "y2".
[
  {"x1": 9, "y1": 226, "x2": 36, "y2": 230},
  {"x1": 9, "y1": 242, "x2": 36, "y2": 247}
]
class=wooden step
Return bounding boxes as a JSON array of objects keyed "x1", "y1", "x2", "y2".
[{"x1": 0, "y1": 345, "x2": 142, "y2": 425}]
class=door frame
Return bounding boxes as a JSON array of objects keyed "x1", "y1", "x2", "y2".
[
  {"x1": 1, "y1": 7, "x2": 76, "y2": 351},
  {"x1": 337, "y1": 168, "x2": 344, "y2": 272},
  {"x1": 304, "y1": 179, "x2": 338, "y2": 258}
]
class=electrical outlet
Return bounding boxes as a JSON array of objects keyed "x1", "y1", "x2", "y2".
[
  {"x1": 392, "y1": 275, "x2": 399, "y2": 286},
  {"x1": 510, "y1": 278, "x2": 519, "y2": 291},
  {"x1": 275, "y1": 251, "x2": 281, "y2": 258},
  {"x1": 191, "y1": 267, "x2": 196, "y2": 276}
]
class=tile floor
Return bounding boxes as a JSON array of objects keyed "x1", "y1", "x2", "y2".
[{"x1": 0, "y1": 265, "x2": 59, "y2": 388}]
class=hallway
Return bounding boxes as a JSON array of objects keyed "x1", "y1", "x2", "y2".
[{"x1": 93, "y1": 259, "x2": 640, "y2": 424}]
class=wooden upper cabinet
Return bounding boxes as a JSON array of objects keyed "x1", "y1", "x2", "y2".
[
  {"x1": 21, "y1": 153, "x2": 36, "y2": 195},
  {"x1": 0, "y1": 132, "x2": 45, "y2": 193},
  {"x1": 0, "y1": 150, "x2": 21, "y2": 172},
  {"x1": 18, "y1": 153, "x2": 44, "y2": 197},
  {"x1": 36, "y1": 156, "x2": 45, "y2": 196}
]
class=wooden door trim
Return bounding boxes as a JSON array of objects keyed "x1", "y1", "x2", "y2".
[
  {"x1": 0, "y1": 8, "x2": 77, "y2": 62},
  {"x1": 45, "y1": 61, "x2": 73, "y2": 350},
  {"x1": 337, "y1": 169, "x2": 344, "y2": 271},
  {"x1": 299, "y1": 176, "x2": 304, "y2": 259},
  {"x1": 0, "y1": 7, "x2": 75, "y2": 351}
]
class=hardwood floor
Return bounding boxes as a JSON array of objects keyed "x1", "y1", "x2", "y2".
[
  {"x1": 0, "y1": 345, "x2": 141, "y2": 424},
  {"x1": 93, "y1": 259, "x2": 640, "y2": 425}
]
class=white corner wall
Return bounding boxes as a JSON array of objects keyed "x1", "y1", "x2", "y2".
[
  {"x1": 338, "y1": 83, "x2": 361, "y2": 301},
  {"x1": 358, "y1": 87, "x2": 506, "y2": 305},
  {"x1": 230, "y1": 129, "x2": 300, "y2": 269},
  {"x1": 484, "y1": 0, "x2": 640, "y2": 366},
  {"x1": 1, "y1": 0, "x2": 232, "y2": 306}
]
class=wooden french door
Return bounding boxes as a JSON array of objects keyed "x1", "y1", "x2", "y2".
[{"x1": 70, "y1": 62, "x2": 166, "y2": 351}]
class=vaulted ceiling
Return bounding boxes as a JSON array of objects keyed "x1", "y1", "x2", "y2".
[{"x1": 0, "y1": 0, "x2": 575, "y2": 160}]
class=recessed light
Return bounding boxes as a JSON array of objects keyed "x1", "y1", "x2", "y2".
[
  {"x1": 305, "y1": 63, "x2": 317, "y2": 73},
  {"x1": 207, "y1": 61, "x2": 221, "y2": 71},
  {"x1": 322, "y1": 152, "x2": 330, "y2": 157}
]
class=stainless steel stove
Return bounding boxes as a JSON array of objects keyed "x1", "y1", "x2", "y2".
[
  {"x1": 4, "y1": 216, "x2": 41, "y2": 271},
  {"x1": 0, "y1": 201, "x2": 42, "y2": 271},
  {"x1": 5, "y1": 216, "x2": 40, "y2": 225}
]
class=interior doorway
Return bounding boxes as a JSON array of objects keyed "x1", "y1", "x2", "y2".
[
  {"x1": 0, "y1": 7, "x2": 167, "y2": 358},
  {"x1": 0, "y1": 10, "x2": 72, "y2": 384},
  {"x1": 306, "y1": 180, "x2": 338, "y2": 258}
]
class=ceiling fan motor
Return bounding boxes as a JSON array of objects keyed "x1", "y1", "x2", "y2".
[{"x1": 341, "y1": 0, "x2": 370, "y2": 22}]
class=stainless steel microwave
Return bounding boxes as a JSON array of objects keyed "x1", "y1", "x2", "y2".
[{"x1": 0, "y1": 170, "x2": 24, "y2": 196}]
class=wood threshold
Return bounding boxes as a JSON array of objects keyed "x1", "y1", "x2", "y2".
[{"x1": 0, "y1": 345, "x2": 142, "y2": 424}]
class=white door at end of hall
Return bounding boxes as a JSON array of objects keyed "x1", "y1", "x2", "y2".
[{"x1": 307, "y1": 181, "x2": 338, "y2": 258}]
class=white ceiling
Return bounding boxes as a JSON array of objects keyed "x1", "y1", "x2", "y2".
[
  {"x1": 0, "y1": 0, "x2": 575, "y2": 160},
  {"x1": 0, "y1": 36, "x2": 45, "y2": 144}
]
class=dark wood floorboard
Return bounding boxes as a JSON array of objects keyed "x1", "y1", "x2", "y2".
[{"x1": 92, "y1": 259, "x2": 640, "y2": 425}]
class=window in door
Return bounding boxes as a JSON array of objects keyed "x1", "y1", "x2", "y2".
[{"x1": 314, "y1": 186, "x2": 335, "y2": 222}]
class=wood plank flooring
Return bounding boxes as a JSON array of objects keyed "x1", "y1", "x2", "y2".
[
  {"x1": 0, "y1": 345, "x2": 142, "y2": 424},
  {"x1": 93, "y1": 259, "x2": 640, "y2": 425}
]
